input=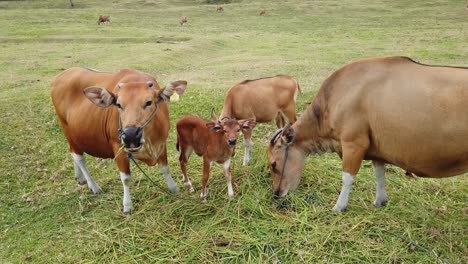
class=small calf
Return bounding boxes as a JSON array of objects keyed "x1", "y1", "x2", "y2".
[
  {"x1": 216, "y1": 6, "x2": 224, "y2": 12},
  {"x1": 98, "y1": 15, "x2": 110, "y2": 25},
  {"x1": 176, "y1": 109, "x2": 256, "y2": 200},
  {"x1": 180, "y1": 16, "x2": 188, "y2": 26},
  {"x1": 259, "y1": 10, "x2": 267, "y2": 15}
]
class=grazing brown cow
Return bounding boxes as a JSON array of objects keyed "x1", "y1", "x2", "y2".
[
  {"x1": 98, "y1": 15, "x2": 110, "y2": 25},
  {"x1": 216, "y1": 6, "x2": 224, "y2": 12},
  {"x1": 220, "y1": 75, "x2": 303, "y2": 165},
  {"x1": 51, "y1": 67, "x2": 187, "y2": 214},
  {"x1": 259, "y1": 10, "x2": 267, "y2": 15},
  {"x1": 180, "y1": 16, "x2": 188, "y2": 26},
  {"x1": 176, "y1": 109, "x2": 256, "y2": 200},
  {"x1": 268, "y1": 56, "x2": 468, "y2": 212}
]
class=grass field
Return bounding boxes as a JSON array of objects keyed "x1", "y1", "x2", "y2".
[{"x1": 1, "y1": 0, "x2": 467, "y2": 263}]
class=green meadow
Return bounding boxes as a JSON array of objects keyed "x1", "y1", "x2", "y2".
[{"x1": 0, "y1": 0, "x2": 466, "y2": 262}]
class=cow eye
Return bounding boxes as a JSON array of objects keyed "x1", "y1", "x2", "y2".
[
  {"x1": 223, "y1": 130, "x2": 228, "y2": 133},
  {"x1": 116, "y1": 103, "x2": 123, "y2": 109},
  {"x1": 144, "y1": 100, "x2": 152, "y2": 108},
  {"x1": 271, "y1": 161, "x2": 279, "y2": 173}
]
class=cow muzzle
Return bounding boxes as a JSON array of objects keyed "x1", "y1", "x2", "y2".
[
  {"x1": 227, "y1": 139, "x2": 237, "y2": 147},
  {"x1": 121, "y1": 126, "x2": 144, "y2": 152}
]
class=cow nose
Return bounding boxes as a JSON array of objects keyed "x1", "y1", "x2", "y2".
[
  {"x1": 228, "y1": 139, "x2": 237, "y2": 145},
  {"x1": 122, "y1": 126, "x2": 143, "y2": 147},
  {"x1": 272, "y1": 189, "x2": 281, "y2": 200}
]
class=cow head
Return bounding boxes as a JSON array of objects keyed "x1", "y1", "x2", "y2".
[
  {"x1": 84, "y1": 79, "x2": 187, "y2": 152},
  {"x1": 206, "y1": 108, "x2": 256, "y2": 148},
  {"x1": 268, "y1": 124, "x2": 306, "y2": 198}
]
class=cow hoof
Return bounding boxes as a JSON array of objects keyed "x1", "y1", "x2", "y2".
[
  {"x1": 169, "y1": 186, "x2": 179, "y2": 193},
  {"x1": 123, "y1": 209, "x2": 132, "y2": 216},
  {"x1": 91, "y1": 187, "x2": 103, "y2": 194},
  {"x1": 189, "y1": 187, "x2": 195, "y2": 193},
  {"x1": 373, "y1": 200, "x2": 388, "y2": 207},
  {"x1": 332, "y1": 205, "x2": 347, "y2": 213}
]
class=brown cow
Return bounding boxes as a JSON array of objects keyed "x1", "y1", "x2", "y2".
[
  {"x1": 216, "y1": 6, "x2": 224, "y2": 12},
  {"x1": 259, "y1": 10, "x2": 267, "y2": 16},
  {"x1": 98, "y1": 15, "x2": 110, "y2": 25},
  {"x1": 220, "y1": 75, "x2": 303, "y2": 165},
  {"x1": 51, "y1": 67, "x2": 187, "y2": 214},
  {"x1": 176, "y1": 109, "x2": 256, "y2": 200},
  {"x1": 268, "y1": 56, "x2": 468, "y2": 212},
  {"x1": 180, "y1": 16, "x2": 188, "y2": 26}
]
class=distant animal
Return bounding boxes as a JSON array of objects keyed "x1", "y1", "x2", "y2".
[
  {"x1": 176, "y1": 109, "x2": 256, "y2": 200},
  {"x1": 259, "y1": 10, "x2": 267, "y2": 15},
  {"x1": 220, "y1": 75, "x2": 303, "y2": 165},
  {"x1": 97, "y1": 15, "x2": 110, "y2": 25},
  {"x1": 51, "y1": 67, "x2": 187, "y2": 214},
  {"x1": 268, "y1": 56, "x2": 468, "y2": 213},
  {"x1": 180, "y1": 16, "x2": 188, "y2": 26},
  {"x1": 70, "y1": 0, "x2": 74, "y2": 8},
  {"x1": 216, "y1": 6, "x2": 224, "y2": 12}
]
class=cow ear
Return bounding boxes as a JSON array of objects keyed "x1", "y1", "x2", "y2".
[
  {"x1": 206, "y1": 121, "x2": 222, "y2": 132},
  {"x1": 84, "y1": 87, "x2": 116, "y2": 108},
  {"x1": 158, "y1": 80, "x2": 188, "y2": 101},
  {"x1": 240, "y1": 119, "x2": 256, "y2": 131},
  {"x1": 281, "y1": 124, "x2": 295, "y2": 145}
]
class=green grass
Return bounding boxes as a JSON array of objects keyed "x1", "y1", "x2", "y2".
[{"x1": 1, "y1": 0, "x2": 467, "y2": 263}]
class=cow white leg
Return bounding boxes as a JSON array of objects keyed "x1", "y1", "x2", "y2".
[
  {"x1": 222, "y1": 159, "x2": 234, "y2": 197},
  {"x1": 119, "y1": 172, "x2": 132, "y2": 215},
  {"x1": 243, "y1": 139, "x2": 252, "y2": 166},
  {"x1": 71, "y1": 153, "x2": 103, "y2": 194},
  {"x1": 160, "y1": 165, "x2": 178, "y2": 193},
  {"x1": 73, "y1": 157, "x2": 86, "y2": 185},
  {"x1": 332, "y1": 172, "x2": 355, "y2": 213},
  {"x1": 372, "y1": 161, "x2": 388, "y2": 207}
]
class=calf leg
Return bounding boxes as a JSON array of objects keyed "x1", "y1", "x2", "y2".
[
  {"x1": 179, "y1": 147, "x2": 194, "y2": 193},
  {"x1": 200, "y1": 157, "x2": 211, "y2": 200},
  {"x1": 372, "y1": 161, "x2": 388, "y2": 207},
  {"x1": 332, "y1": 139, "x2": 368, "y2": 213},
  {"x1": 222, "y1": 159, "x2": 234, "y2": 197},
  {"x1": 242, "y1": 130, "x2": 253, "y2": 166},
  {"x1": 71, "y1": 153, "x2": 103, "y2": 194}
]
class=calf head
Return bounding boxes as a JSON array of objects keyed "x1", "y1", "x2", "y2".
[
  {"x1": 268, "y1": 124, "x2": 306, "y2": 198},
  {"x1": 206, "y1": 108, "x2": 256, "y2": 148},
  {"x1": 84, "y1": 79, "x2": 187, "y2": 152}
]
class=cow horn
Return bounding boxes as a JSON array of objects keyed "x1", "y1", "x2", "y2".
[{"x1": 118, "y1": 83, "x2": 124, "y2": 89}]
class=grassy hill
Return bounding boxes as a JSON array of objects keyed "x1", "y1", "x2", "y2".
[{"x1": 0, "y1": 0, "x2": 466, "y2": 262}]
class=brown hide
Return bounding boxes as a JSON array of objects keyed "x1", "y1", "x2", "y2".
[
  {"x1": 98, "y1": 15, "x2": 110, "y2": 25},
  {"x1": 269, "y1": 56, "x2": 468, "y2": 211},
  {"x1": 220, "y1": 75, "x2": 301, "y2": 125}
]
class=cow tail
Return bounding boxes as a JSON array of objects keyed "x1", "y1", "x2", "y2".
[
  {"x1": 295, "y1": 79, "x2": 309, "y2": 105},
  {"x1": 176, "y1": 134, "x2": 180, "y2": 152}
]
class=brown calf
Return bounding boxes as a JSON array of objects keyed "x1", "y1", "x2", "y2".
[
  {"x1": 176, "y1": 109, "x2": 256, "y2": 200},
  {"x1": 220, "y1": 75, "x2": 303, "y2": 165},
  {"x1": 180, "y1": 16, "x2": 188, "y2": 26},
  {"x1": 259, "y1": 10, "x2": 267, "y2": 15},
  {"x1": 51, "y1": 67, "x2": 187, "y2": 214},
  {"x1": 98, "y1": 15, "x2": 110, "y2": 25},
  {"x1": 216, "y1": 6, "x2": 224, "y2": 12},
  {"x1": 268, "y1": 56, "x2": 468, "y2": 212}
]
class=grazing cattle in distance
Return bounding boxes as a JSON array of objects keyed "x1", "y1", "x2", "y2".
[
  {"x1": 180, "y1": 16, "x2": 188, "y2": 26},
  {"x1": 176, "y1": 109, "x2": 256, "y2": 200},
  {"x1": 259, "y1": 10, "x2": 267, "y2": 15},
  {"x1": 98, "y1": 15, "x2": 110, "y2": 25},
  {"x1": 220, "y1": 75, "x2": 304, "y2": 165},
  {"x1": 51, "y1": 67, "x2": 187, "y2": 214},
  {"x1": 268, "y1": 56, "x2": 468, "y2": 212},
  {"x1": 216, "y1": 6, "x2": 224, "y2": 12}
]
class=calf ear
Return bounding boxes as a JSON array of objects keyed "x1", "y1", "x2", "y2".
[
  {"x1": 240, "y1": 119, "x2": 256, "y2": 131},
  {"x1": 84, "y1": 87, "x2": 116, "y2": 108},
  {"x1": 281, "y1": 124, "x2": 295, "y2": 145},
  {"x1": 158, "y1": 80, "x2": 188, "y2": 101},
  {"x1": 206, "y1": 121, "x2": 222, "y2": 132}
]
